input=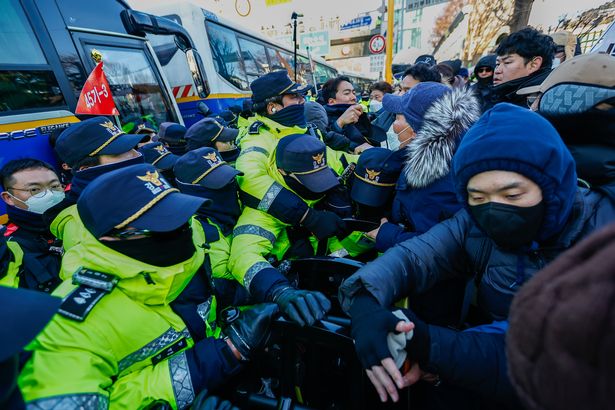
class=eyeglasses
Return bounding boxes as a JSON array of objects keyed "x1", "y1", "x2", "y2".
[
  {"x1": 9, "y1": 183, "x2": 65, "y2": 197},
  {"x1": 108, "y1": 228, "x2": 152, "y2": 239},
  {"x1": 477, "y1": 67, "x2": 493, "y2": 74}
]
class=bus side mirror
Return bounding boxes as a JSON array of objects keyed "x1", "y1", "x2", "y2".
[{"x1": 197, "y1": 102, "x2": 210, "y2": 117}]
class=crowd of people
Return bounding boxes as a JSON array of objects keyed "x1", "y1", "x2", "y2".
[{"x1": 1, "y1": 26, "x2": 614, "y2": 410}]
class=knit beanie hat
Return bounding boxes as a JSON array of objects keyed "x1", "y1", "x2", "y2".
[{"x1": 453, "y1": 103, "x2": 577, "y2": 241}]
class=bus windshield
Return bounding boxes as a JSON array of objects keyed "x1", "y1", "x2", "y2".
[{"x1": 83, "y1": 45, "x2": 174, "y2": 130}]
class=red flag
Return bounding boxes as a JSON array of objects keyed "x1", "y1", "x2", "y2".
[{"x1": 75, "y1": 62, "x2": 119, "y2": 115}]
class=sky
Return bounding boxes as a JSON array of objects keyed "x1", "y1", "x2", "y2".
[{"x1": 170, "y1": 0, "x2": 383, "y2": 31}]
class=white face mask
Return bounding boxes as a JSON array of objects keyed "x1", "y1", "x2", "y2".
[
  {"x1": 369, "y1": 100, "x2": 383, "y2": 113},
  {"x1": 551, "y1": 57, "x2": 561, "y2": 69},
  {"x1": 9, "y1": 190, "x2": 65, "y2": 214}
]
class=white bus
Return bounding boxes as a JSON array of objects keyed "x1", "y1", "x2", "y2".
[{"x1": 129, "y1": 0, "x2": 340, "y2": 127}]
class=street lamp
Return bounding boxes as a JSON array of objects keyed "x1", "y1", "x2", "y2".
[{"x1": 292, "y1": 12, "x2": 303, "y2": 82}]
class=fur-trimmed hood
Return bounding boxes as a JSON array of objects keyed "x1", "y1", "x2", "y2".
[{"x1": 403, "y1": 86, "x2": 481, "y2": 188}]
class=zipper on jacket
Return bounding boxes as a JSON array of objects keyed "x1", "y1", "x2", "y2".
[{"x1": 141, "y1": 272, "x2": 156, "y2": 285}]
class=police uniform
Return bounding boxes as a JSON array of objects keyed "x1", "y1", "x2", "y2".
[
  {"x1": 0, "y1": 228, "x2": 23, "y2": 288},
  {"x1": 229, "y1": 134, "x2": 356, "y2": 301},
  {"x1": 19, "y1": 164, "x2": 242, "y2": 409},
  {"x1": 236, "y1": 71, "x2": 357, "y2": 230},
  {"x1": 174, "y1": 148, "x2": 246, "y2": 306},
  {"x1": 49, "y1": 117, "x2": 146, "y2": 252}
]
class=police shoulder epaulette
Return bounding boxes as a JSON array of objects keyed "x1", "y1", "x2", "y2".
[
  {"x1": 248, "y1": 121, "x2": 265, "y2": 134},
  {"x1": 58, "y1": 267, "x2": 118, "y2": 322}
]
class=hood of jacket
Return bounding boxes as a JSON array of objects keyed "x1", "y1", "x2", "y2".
[
  {"x1": 58, "y1": 214, "x2": 206, "y2": 306},
  {"x1": 403, "y1": 86, "x2": 481, "y2": 188},
  {"x1": 453, "y1": 103, "x2": 578, "y2": 242}
]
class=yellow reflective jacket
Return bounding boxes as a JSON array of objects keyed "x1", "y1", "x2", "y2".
[
  {"x1": 0, "y1": 240, "x2": 23, "y2": 288},
  {"x1": 19, "y1": 215, "x2": 218, "y2": 409}
]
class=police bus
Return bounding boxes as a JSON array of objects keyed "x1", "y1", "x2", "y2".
[
  {"x1": 128, "y1": 0, "x2": 340, "y2": 128},
  {"x1": 0, "y1": 0, "x2": 208, "y2": 222}
]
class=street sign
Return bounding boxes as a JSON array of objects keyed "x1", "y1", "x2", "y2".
[
  {"x1": 340, "y1": 15, "x2": 372, "y2": 31},
  {"x1": 369, "y1": 34, "x2": 386, "y2": 54},
  {"x1": 299, "y1": 31, "x2": 330, "y2": 56}
]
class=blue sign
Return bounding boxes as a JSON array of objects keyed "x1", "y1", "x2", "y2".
[{"x1": 340, "y1": 15, "x2": 372, "y2": 30}]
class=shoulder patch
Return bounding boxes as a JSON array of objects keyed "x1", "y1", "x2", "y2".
[
  {"x1": 248, "y1": 121, "x2": 265, "y2": 134},
  {"x1": 58, "y1": 268, "x2": 118, "y2": 322}
]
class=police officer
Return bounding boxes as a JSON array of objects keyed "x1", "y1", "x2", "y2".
[
  {"x1": 185, "y1": 118, "x2": 240, "y2": 164},
  {"x1": 158, "y1": 122, "x2": 189, "y2": 155},
  {"x1": 138, "y1": 141, "x2": 180, "y2": 184},
  {"x1": 19, "y1": 163, "x2": 278, "y2": 409},
  {"x1": 48, "y1": 116, "x2": 145, "y2": 251},
  {"x1": 0, "y1": 159, "x2": 64, "y2": 292},
  {"x1": 174, "y1": 147, "x2": 245, "y2": 306},
  {"x1": 236, "y1": 70, "x2": 354, "y2": 244},
  {"x1": 229, "y1": 134, "x2": 352, "y2": 327}
]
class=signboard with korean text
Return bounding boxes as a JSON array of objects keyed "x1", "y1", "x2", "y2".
[{"x1": 299, "y1": 31, "x2": 330, "y2": 56}]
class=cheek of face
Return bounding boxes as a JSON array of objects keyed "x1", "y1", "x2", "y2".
[
  {"x1": 392, "y1": 115, "x2": 407, "y2": 134},
  {"x1": 495, "y1": 55, "x2": 532, "y2": 85},
  {"x1": 99, "y1": 149, "x2": 139, "y2": 165}
]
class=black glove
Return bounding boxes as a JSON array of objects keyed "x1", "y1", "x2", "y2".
[
  {"x1": 349, "y1": 290, "x2": 403, "y2": 368},
  {"x1": 191, "y1": 389, "x2": 238, "y2": 410},
  {"x1": 398, "y1": 307, "x2": 431, "y2": 368},
  {"x1": 221, "y1": 303, "x2": 279, "y2": 360},
  {"x1": 301, "y1": 208, "x2": 347, "y2": 240},
  {"x1": 269, "y1": 285, "x2": 331, "y2": 327}
]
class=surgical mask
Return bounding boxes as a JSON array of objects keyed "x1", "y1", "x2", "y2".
[
  {"x1": 470, "y1": 201, "x2": 545, "y2": 249},
  {"x1": 551, "y1": 57, "x2": 561, "y2": 69},
  {"x1": 8, "y1": 190, "x2": 65, "y2": 214},
  {"x1": 369, "y1": 100, "x2": 383, "y2": 113},
  {"x1": 396, "y1": 125, "x2": 414, "y2": 146}
]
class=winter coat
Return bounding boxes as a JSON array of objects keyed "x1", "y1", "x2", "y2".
[
  {"x1": 324, "y1": 104, "x2": 385, "y2": 148},
  {"x1": 376, "y1": 86, "x2": 481, "y2": 252},
  {"x1": 340, "y1": 104, "x2": 615, "y2": 403},
  {"x1": 491, "y1": 68, "x2": 551, "y2": 107}
]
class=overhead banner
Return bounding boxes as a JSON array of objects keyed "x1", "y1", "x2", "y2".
[
  {"x1": 75, "y1": 62, "x2": 119, "y2": 116},
  {"x1": 265, "y1": 0, "x2": 292, "y2": 6}
]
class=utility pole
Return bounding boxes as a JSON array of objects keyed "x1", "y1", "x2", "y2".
[{"x1": 385, "y1": 0, "x2": 395, "y2": 82}]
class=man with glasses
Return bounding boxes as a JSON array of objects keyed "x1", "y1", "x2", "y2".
[
  {"x1": 470, "y1": 54, "x2": 496, "y2": 112},
  {"x1": 0, "y1": 159, "x2": 65, "y2": 292},
  {"x1": 491, "y1": 27, "x2": 555, "y2": 107}
]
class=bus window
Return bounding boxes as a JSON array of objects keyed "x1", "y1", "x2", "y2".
[
  {"x1": 296, "y1": 55, "x2": 312, "y2": 85},
  {"x1": 237, "y1": 37, "x2": 269, "y2": 82},
  {"x1": 83, "y1": 45, "x2": 173, "y2": 128},
  {"x1": 205, "y1": 21, "x2": 248, "y2": 90},
  {"x1": 0, "y1": 0, "x2": 66, "y2": 113},
  {"x1": 267, "y1": 48, "x2": 295, "y2": 77}
]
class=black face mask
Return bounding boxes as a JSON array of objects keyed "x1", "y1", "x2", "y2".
[
  {"x1": 269, "y1": 103, "x2": 307, "y2": 128},
  {"x1": 101, "y1": 224, "x2": 196, "y2": 267},
  {"x1": 178, "y1": 180, "x2": 241, "y2": 237},
  {"x1": 282, "y1": 175, "x2": 324, "y2": 201},
  {"x1": 470, "y1": 201, "x2": 545, "y2": 249},
  {"x1": 219, "y1": 148, "x2": 240, "y2": 163}
]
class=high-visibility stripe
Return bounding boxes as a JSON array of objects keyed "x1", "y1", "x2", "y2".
[{"x1": 0, "y1": 115, "x2": 78, "y2": 132}]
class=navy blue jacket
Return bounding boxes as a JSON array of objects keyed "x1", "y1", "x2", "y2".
[{"x1": 341, "y1": 104, "x2": 615, "y2": 403}]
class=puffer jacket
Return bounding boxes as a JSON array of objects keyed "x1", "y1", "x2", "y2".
[
  {"x1": 376, "y1": 86, "x2": 481, "y2": 252},
  {"x1": 340, "y1": 104, "x2": 615, "y2": 403}
]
